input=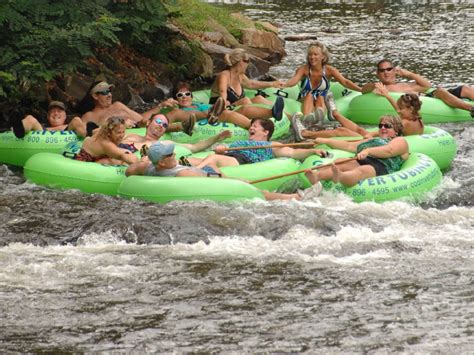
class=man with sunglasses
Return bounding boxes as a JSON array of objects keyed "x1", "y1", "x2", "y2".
[
  {"x1": 79, "y1": 81, "x2": 195, "y2": 136},
  {"x1": 122, "y1": 113, "x2": 231, "y2": 156},
  {"x1": 362, "y1": 60, "x2": 473, "y2": 117}
]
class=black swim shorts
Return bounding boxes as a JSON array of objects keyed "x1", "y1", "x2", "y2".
[
  {"x1": 425, "y1": 85, "x2": 463, "y2": 98},
  {"x1": 224, "y1": 152, "x2": 252, "y2": 165},
  {"x1": 357, "y1": 157, "x2": 388, "y2": 176}
]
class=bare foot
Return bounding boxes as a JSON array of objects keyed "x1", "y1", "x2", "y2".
[
  {"x1": 331, "y1": 164, "x2": 340, "y2": 183},
  {"x1": 304, "y1": 169, "x2": 319, "y2": 185}
]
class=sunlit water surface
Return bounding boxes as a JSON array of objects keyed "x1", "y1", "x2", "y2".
[{"x1": 1, "y1": 1, "x2": 473, "y2": 352}]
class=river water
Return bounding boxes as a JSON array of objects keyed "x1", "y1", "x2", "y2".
[{"x1": 1, "y1": 1, "x2": 473, "y2": 352}]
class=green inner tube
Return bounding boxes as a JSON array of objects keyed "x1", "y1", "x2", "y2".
[
  {"x1": 347, "y1": 92, "x2": 473, "y2": 124},
  {"x1": 0, "y1": 130, "x2": 79, "y2": 167},
  {"x1": 300, "y1": 152, "x2": 442, "y2": 203}
]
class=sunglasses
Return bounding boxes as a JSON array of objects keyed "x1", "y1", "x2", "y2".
[
  {"x1": 154, "y1": 118, "x2": 169, "y2": 128},
  {"x1": 95, "y1": 89, "x2": 112, "y2": 95},
  {"x1": 378, "y1": 123, "x2": 393, "y2": 129},
  {"x1": 176, "y1": 91, "x2": 192, "y2": 99},
  {"x1": 377, "y1": 67, "x2": 394, "y2": 73}
]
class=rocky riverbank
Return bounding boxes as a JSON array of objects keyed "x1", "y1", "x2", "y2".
[{"x1": 53, "y1": 13, "x2": 286, "y2": 113}]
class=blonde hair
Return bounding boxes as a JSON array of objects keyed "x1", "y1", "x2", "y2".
[
  {"x1": 379, "y1": 114, "x2": 404, "y2": 136},
  {"x1": 96, "y1": 116, "x2": 125, "y2": 140},
  {"x1": 224, "y1": 48, "x2": 249, "y2": 67},
  {"x1": 307, "y1": 41, "x2": 330, "y2": 65}
]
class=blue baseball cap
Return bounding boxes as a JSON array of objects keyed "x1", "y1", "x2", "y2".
[{"x1": 147, "y1": 142, "x2": 175, "y2": 164}]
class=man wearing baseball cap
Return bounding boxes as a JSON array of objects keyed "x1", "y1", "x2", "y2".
[
  {"x1": 125, "y1": 141, "x2": 302, "y2": 201},
  {"x1": 79, "y1": 80, "x2": 195, "y2": 136},
  {"x1": 11, "y1": 100, "x2": 86, "y2": 138}
]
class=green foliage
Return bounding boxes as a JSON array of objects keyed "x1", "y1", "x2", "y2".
[
  {"x1": 166, "y1": 0, "x2": 247, "y2": 39},
  {"x1": 0, "y1": 0, "x2": 169, "y2": 105}
]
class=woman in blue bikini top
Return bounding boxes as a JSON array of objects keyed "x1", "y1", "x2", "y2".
[{"x1": 283, "y1": 41, "x2": 362, "y2": 117}]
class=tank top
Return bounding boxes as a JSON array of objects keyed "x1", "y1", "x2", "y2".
[
  {"x1": 228, "y1": 140, "x2": 274, "y2": 163},
  {"x1": 357, "y1": 138, "x2": 404, "y2": 174},
  {"x1": 298, "y1": 65, "x2": 330, "y2": 100},
  {"x1": 181, "y1": 102, "x2": 211, "y2": 112},
  {"x1": 145, "y1": 164, "x2": 203, "y2": 177}
]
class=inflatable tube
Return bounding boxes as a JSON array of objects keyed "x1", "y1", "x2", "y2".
[
  {"x1": 24, "y1": 152, "x2": 128, "y2": 195},
  {"x1": 319, "y1": 126, "x2": 456, "y2": 170},
  {"x1": 347, "y1": 92, "x2": 473, "y2": 124},
  {"x1": 25, "y1": 142, "x2": 194, "y2": 195},
  {"x1": 118, "y1": 176, "x2": 265, "y2": 204},
  {"x1": 299, "y1": 152, "x2": 442, "y2": 203},
  {"x1": 402, "y1": 126, "x2": 456, "y2": 170},
  {"x1": 250, "y1": 82, "x2": 361, "y2": 119},
  {"x1": 155, "y1": 91, "x2": 306, "y2": 144},
  {"x1": 0, "y1": 130, "x2": 79, "y2": 167}
]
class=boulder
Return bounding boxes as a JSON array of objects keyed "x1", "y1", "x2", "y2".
[
  {"x1": 241, "y1": 28, "x2": 286, "y2": 62},
  {"x1": 200, "y1": 41, "x2": 271, "y2": 79},
  {"x1": 256, "y1": 21, "x2": 280, "y2": 34},
  {"x1": 205, "y1": 18, "x2": 240, "y2": 47}
]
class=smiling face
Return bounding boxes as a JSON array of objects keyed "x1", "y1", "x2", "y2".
[
  {"x1": 307, "y1": 46, "x2": 325, "y2": 66},
  {"x1": 47, "y1": 107, "x2": 67, "y2": 127},
  {"x1": 175, "y1": 89, "x2": 193, "y2": 108},
  {"x1": 248, "y1": 119, "x2": 269, "y2": 141},
  {"x1": 93, "y1": 89, "x2": 113, "y2": 107},
  {"x1": 146, "y1": 115, "x2": 169, "y2": 139},
  {"x1": 109, "y1": 124, "x2": 126, "y2": 144},
  {"x1": 378, "y1": 119, "x2": 399, "y2": 138},
  {"x1": 376, "y1": 61, "x2": 396, "y2": 85}
]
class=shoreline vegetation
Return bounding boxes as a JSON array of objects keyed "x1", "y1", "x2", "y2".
[{"x1": 0, "y1": 0, "x2": 286, "y2": 128}]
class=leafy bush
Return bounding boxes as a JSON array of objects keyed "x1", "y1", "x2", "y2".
[{"x1": 0, "y1": 0, "x2": 169, "y2": 107}]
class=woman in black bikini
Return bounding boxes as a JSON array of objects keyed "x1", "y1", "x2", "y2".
[{"x1": 209, "y1": 48, "x2": 286, "y2": 122}]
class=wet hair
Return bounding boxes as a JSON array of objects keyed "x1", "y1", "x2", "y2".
[
  {"x1": 377, "y1": 59, "x2": 393, "y2": 70},
  {"x1": 224, "y1": 48, "x2": 250, "y2": 67},
  {"x1": 76, "y1": 80, "x2": 102, "y2": 115},
  {"x1": 379, "y1": 114, "x2": 403, "y2": 136},
  {"x1": 173, "y1": 81, "x2": 193, "y2": 98},
  {"x1": 307, "y1": 41, "x2": 330, "y2": 65},
  {"x1": 398, "y1": 93, "x2": 422, "y2": 118},
  {"x1": 96, "y1": 116, "x2": 125, "y2": 140},
  {"x1": 251, "y1": 118, "x2": 274, "y2": 140}
]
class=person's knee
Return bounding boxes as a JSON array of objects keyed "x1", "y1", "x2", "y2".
[{"x1": 433, "y1": 86, "x2": 449, "y2": 98}]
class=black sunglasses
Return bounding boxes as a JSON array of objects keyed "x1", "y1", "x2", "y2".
[
  {"x1": 378, "y1": 123, "x2": 393, "y2": 129},
  {"x1": 96, "y1": 89, "x2": 112, "y2": 95},
  {"x1": 377, "y1": 67, "x2": 394, "y2": 73}
]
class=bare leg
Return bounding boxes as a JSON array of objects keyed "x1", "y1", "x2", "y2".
[
  {"x1": 195, "y1": 154, "x2": 239, "y2": 171},
  {"x1": 22, "y1": 115, "x2": 43, "y2": 132},
  {"x1": 334, "y1": 165, "x2": 377, "y2": 187},
  {"x1": 301, "y1": 94, "x2": 315, "y2": 115},
  {"x1": 219, "y1": 110, "x2": 251, "y2": 128},
  {"x1": 304, "y1": 169, "x2": 320, "y2": 185},
  {"x1": 302, "y1": 127, "x2": 361, "y2": 138},
  {"x1": 237, "y1": 105, "x2": 273, "y2": 120},
  {"x1": 166, "y1": 108, "x2": 207, "y2": 122},
  {"x1": 262, "y1": 190, "x2": 301, "y2": 201},
  {"x1": 251, "y1": 95, "x2": 273, "y2": 106},
  {"x1": 67, "y1": 116, "x2": 87, "y2": 137},
  {"x1": 333, "y1": 111, "x2": 370, "y2": 136},
  {"x1": 434, "y1": 87, "x2": 473, "y2": 111},
  {"x1": 459, "y1": 85, "x2": 474, "y2": 100}
]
